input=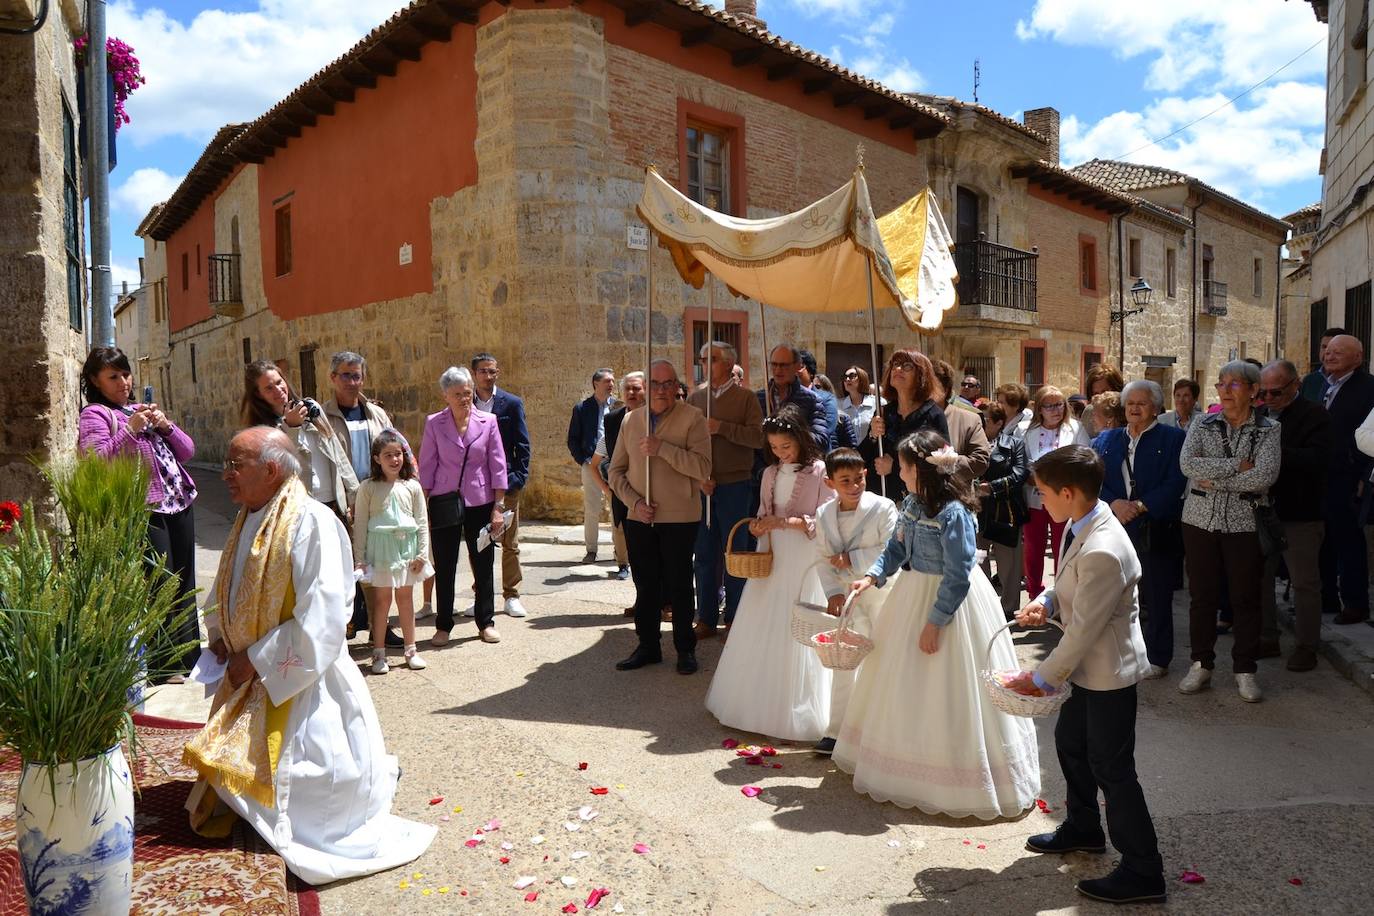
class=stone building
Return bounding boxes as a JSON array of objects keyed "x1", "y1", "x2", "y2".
[
  {"x1": 133, "y1": 0, "x2": 951, "y2": 519},
  {"x1": 0, "y1": 0, "x2": 89, "y2": 508},
  {"x1": 1302, "y1": 0, "x2": 1373, "y2": 365},
  {"x1": 1281, "y1": 202, "x2": 1321, "y2": 376},
  {"x1": 1072, "y1": 160, "x2": 1290, "y2": 401}
]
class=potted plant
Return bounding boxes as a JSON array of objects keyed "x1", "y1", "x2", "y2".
[{"x1": 0, "y1": 455, "x2": 194, "y2": 914}]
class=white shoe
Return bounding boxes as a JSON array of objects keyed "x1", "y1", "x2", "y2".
[
  {"x1": 405, "y1": 649, "x2": 428, "y2": 670},
  {"x1": 417, "y1": 602, "x2": 435, "y2": 620},
  {"x1": 505, "y1": 598, "x2": 528, "y2": 618},
  {"x1": 480, "y1": 627, "x2": 502, "y2": 644},
  {"x1": 371, "y1": 652, "x2": 389, "y2": 675},
  {"x1": 430, "y1": 629, "x2": 450, "y2": 648},
  {"x1": 1143, "y1": 664, "x2": 1168, "y2": 680},
  {"x1": 1178, "y1": 662, "x2": 1211, "y2": 694},
  {"x1": 1236, "y1": 672, "x2": 1263, "y2": 703},
  {"x1": 463, "y1": 604, "x2": 476, "y2": 617}
]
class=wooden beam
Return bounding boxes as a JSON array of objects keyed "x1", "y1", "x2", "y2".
[
  {"x1": 624, "y1": 3, "x2": 655, "y2": 26},
  {"x1": 283, "y1": 103, "x2": 316, "y2": 128},
  {"x1": 434, "y1": 0, "x2": 479, "y2": 24},
  {"x1": 680, "y1": 26, "x2": 712, "y2": 47},
  {"x1": 273, "y1": 118, "x2": 302, "y2": 139},
  {"x1": 863, "y1": 103, "x2": 890, "y2": 121},
  {"x1": 303, "y1": 92, "x2": 335, "y2": 117},
  {"x1": 832, "y1": 90, "x2": 861, "y2": 109},
  {"x1": 362, "y1": 54, "x2": 397, "y2": 78},
  {"x1": 322, "y1": 80, "x2": 356, "y2": 103},
  {"x1": 345, "y1": 65, "x2": 379, "y2": 88},
  {"x1": 888, "y1": 113, "x2": 917, "y2": 130},
  {"x1": 409, "y1": 20, "x2": 453, "y2": 42},
  {"x1": 766, "y1": 61, "x2": 797, "y2": 81},
  {"x1": 385, "y1": 39, "x2": 423, "y2": 62},
  {"x1": 913, "y1": 123, "x2": 943, "y2": 140},
  {"x1": 803, "y1": 76, "x2": 833, "y2": 95},
  {"x1": 731, "y1": 47, "x2": 764, "y2": 67}
]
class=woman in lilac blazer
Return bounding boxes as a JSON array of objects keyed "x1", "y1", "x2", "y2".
[
  {"x1": 76, "y1": 346, "x2": 199, "y2": 680},
  {"x1": 419, "y1": 366, "x2": 509, "y2": 646}
]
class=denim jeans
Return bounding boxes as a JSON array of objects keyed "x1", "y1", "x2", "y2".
[{"x1": 692, "y1": 481, "x2": 754, "y2": 627}]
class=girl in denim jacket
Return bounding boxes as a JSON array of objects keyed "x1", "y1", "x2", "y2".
[{"x1": 832, "y1": 430, "x2": 1040, "y2": 819}]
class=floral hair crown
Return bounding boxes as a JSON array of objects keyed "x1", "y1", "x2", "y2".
[{"x1": 916, "y1": 444, "x2": 961, "y2": 475}]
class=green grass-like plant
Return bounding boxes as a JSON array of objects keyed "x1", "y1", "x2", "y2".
[{"x1": 0, "y1": 455, "x2": 196, "y2": 766}]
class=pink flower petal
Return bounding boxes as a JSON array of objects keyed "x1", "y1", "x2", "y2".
[
  {"x1": 586, "y1": 888, "x2": 611, "y2": 908},
  {"x1": 632, "y1": 843, "x2": 651, "y2": 854},
  {"x1": 1035, "y1": 798, "x2": 1052, "y2": 813},
  {"x1": 722, "y1": 738, "x2": 739, "y2": 749},
  {"x1": 961, "y1": 840, "x2": 971, "y2": 845},
  {"x1": 976, "y1": 844, "x2": 986, "y2": 850},
  {"x1": 741, "y1": 785, "x2": 762, "y2": 797},
  {"x1": 485, "y1": 818, "x2": 503, "y2": 831},
  {"x1": 562, "y1": 905, "x2": 579, "y2": 914},
  {"x1": 1179, "y1": 870, "x2": 1206, "y2": 885},
  {"x1": 524, "y1": 891, "x2": 539, "y2": 902},
  {"x1": 464, "y1": 839, "x2": 480, "y2": 848}
]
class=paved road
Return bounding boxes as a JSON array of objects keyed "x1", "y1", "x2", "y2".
[{"x1": 149, "y1": 471, "x2": 1374, "y2": 914}]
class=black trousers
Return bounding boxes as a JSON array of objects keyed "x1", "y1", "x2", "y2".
[
  {"x1": 432, "y1": 501, "x2": 496, "y2": 633},
  {"x1": 1137, "y1": 547, "x2": 1179, "y2": 668},
  {"x1": 329, "y1": 499, "x2": 371, "y2": 631},
  {"x1": 624, "y1": 519, "x2": 698, "y2": 657},
  {"x1": 147, "y1": 505, "x2": 199, "y2": 673},
  {"x1": 1182, "y1": 524, "x2": 1262, "y2": 673},
  {"x1": 1320, "y1": 480, "x2": 1368, "y2": 614},
  {"x1": 1056, "y1": 683, "x2": 1163, "y2": 880}
]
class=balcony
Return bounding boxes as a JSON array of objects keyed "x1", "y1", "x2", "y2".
[
  {"x1": 1202, "y1": 279, "x2": 1228, "y2": 317},
  {"x1": 950, "y1": 237, "x2": 1038, "y2": 326},
  {"x1": 209, "y1": 253, "x2": 243, "y2": 317}
]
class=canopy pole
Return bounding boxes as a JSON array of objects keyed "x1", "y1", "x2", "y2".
[
  {"x1": 865, "y1": 256, "x2": 887, "y2": 499},
  {"x1": 759, "y1": 300, "x2": 773, "y2": 417},
  {"x1": 645, "y1": 228, "x2": 654, "y2": 520},
  {"x1": 705, "y1": 276, "x2": 714, "y2": 529}
]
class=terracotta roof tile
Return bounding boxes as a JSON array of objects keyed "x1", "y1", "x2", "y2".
[{"x1": 1071, "y1": 159, "x2": 1288, "y2": 230}]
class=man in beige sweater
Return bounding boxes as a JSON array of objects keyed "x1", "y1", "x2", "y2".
[
  {"x1": 688, "y1": 341, "x2": 765, "y2": 638},
  {"x1": 610, "y1": 359, "x2": 713, "y2": 674}
]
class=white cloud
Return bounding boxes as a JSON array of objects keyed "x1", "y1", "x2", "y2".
[
  {"x1": 109, "y1": 1, "x2": 414, "y2": 146},
  {"x1": 110, "y1": 258, "x2": 144, "y2": 293},
  {"x1": 112, "y1": 166, "x2": 183, "y2": 216},
  {"x1": 826, "y1": 2, "x2": 924, "y2": 91}
]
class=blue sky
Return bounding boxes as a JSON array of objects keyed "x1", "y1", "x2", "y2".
[{"x1": 100, "y1": 0, "x2": 1328, "y2": 304}]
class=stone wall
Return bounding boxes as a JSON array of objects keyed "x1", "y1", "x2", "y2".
[
  {"x1": 1, "y1": 1, "x2": 88, "y2": 512},
  {"x1": 1118, "y1": 213, "x2": 1191, "y2": 407}
]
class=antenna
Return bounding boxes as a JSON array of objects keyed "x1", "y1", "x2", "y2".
[{"x1": 973, "y1": 58, "x2": 981, "y2": 104}]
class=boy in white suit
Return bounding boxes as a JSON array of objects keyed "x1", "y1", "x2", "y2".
[
  {"x1": 813, "y1": 448, "x2": 898, "y2": 755},
  {"x1": 1010, "y1": 445, "x2": 1165, "y2": 906}
]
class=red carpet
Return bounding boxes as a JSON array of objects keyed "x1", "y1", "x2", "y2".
[{"x1": 0, "y1": 713, "x2": 320, "y2": 916}]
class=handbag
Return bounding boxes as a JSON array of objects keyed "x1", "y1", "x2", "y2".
[
  {"x1": 1217, "y1": 419, "x2": 1285, "y2": 557},
  {"x1": 427, "y1": 436, "x2": 472, "y2": 529}
]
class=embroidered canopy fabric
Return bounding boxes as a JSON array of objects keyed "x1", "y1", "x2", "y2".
[{"x1": 636, "y1": 167, "x2": 958, "y2": 330}]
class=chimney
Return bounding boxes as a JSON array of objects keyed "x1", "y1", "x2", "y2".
[
  {"x1": 724, "y1": 0, "x2": 766, "y2": 30},
  {"x1": 1023, "y1": 107, "x2": 1060, "y2": 164}
]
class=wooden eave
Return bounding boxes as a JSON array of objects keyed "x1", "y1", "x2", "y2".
[{"x1": 1010, "y1": 161, "x2": 1134, "y2": 216}]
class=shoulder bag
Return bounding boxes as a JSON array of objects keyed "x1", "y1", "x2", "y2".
[{"x1": 427, "y1": 437, "x2": 471, "y2": 529}]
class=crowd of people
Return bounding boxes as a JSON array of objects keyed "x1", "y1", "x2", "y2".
[{"x1": 71, "y1": 327, "x2": 1374, "y2": 901}]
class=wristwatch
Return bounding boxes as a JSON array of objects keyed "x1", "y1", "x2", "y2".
[{"x1": 1134, "y1": 500, "x2": 1147, "y2": 514}]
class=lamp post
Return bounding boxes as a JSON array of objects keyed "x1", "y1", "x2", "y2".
[{"x1": 1112, "y1": 276, "x2": 1153, "y2": 371}]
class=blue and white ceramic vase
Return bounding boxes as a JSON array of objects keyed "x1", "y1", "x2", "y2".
[{"x1": 16, "y1": 745, "x2": 135, "y2": 915}]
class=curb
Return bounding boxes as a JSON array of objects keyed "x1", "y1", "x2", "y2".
[{"x1": 1275, "y1": 603, "x2": 1374, "y2": 697}]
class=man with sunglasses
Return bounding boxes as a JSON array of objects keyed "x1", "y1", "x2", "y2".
[
  {"x1": 758, "y1": 345, "x2": 828, "y2": 449},
  {"x1": 1257, "y1": 360, "x2": 1330, "y2": 671},
  {"x1": 958, "y1": 374, "x2": 982, "y2": 407}
]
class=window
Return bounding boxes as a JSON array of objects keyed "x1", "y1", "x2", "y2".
[
  {"x1": 1309, "y1": 298, "x2": 1329, "y2": 371},
  {"x1": 190, "y1": 343, "x2": 198, "y2": 384},
  {"x1": 1166, "y1": 247, "x2": 1177, "y2": 298},
  {"x1": 181, "y1": 252, "x2": 189, "y2": 291},
  {"x1": 956, "y1": 187, "x2": 981, "y2": 244},
  {"x1": 1082, "y1": 348, "x2": 1104, "y2": 389},
  {"x1": 275, "y1": 203, "x2": 293, "y2": 276},
  {"x1": 827, "y1": 342, "x2": 888, "y2": 388},
  {"x1": 299, "y1": 347, "x2": 317, "y2": 399},
  {"x1": 62, "y1": 99, "x2": 82, "y2": 331},
  {"x1": 1253, "y1": 257, "x2": 1263, "y2": 298},
  {"x1": 1343, "y1": 0, "x2": 1369, "y2": 106},
  {"x1": 1349, "y1": 281, "x2": 1373, "y2": 370},
  {"x1": 683, "y1": 306, "x2": 748, "y2": 384},
  {"x1": 242, "y1": 338, "x2": 253, "y2": 365},
  {"x1": 1128, "y1": 237, "x2": 1142, "y2": 280},
  {"x1": 196, "y1": 243, "x2": 202, "y2": 276},
  {"x1": 1078, "y1": 236, "x2": 1097, "y2": 294},
  {"x1": 1021, "y1": 340, "x2": 1047, "y2": 389},
  {"x1": 686, "y1": 125, "x2": 729, "y2": 213}
]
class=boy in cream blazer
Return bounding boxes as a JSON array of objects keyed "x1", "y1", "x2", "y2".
[
  {"x1": 812, "y1": 449, "x2": 898, "y2": 755},
  {"x1": 1011, "y1": 445, "x2": 1165, "y2": 906}
]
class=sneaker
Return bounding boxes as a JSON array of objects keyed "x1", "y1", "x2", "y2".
[
  {"x1": 370, "y1": 652, "x2": 389, "y2": 675},
  {"x1": 417, "y1": 602, "x2": 435, "y2": 620},
  {"x1": 1287, "y1": 646, "x2": 1318, "y2": 672},
  {"x1": 1142, "y1": 664, "x2": 1168, "y2": 680},
  {"x1": 813, "y1": 737, "x2": 837, "y2": 756},
  {"x1": 1178, "y1": 662, "x2": 1211, "y2": 694},
  {"x1": 463, "y1": 604, "x2": 476, "y2": 617},
  {"x1": 480, "y1": 627, "x2": 502, "y2": 643},
  {"x1": 505, "y1": 598, "x2": 528, "y2": 618},
  {"x1": 405, "y1": 648, "x2": 428, "y2": 670},
  {"x1": 581, "y1": 551, "x2": 598, "y2": 564},
  {"x1": 615, "y1": 565, "x2": 631, "y2": 580},
  {"x1": 430, "y1": 629, "x2": 450, "y2": 648},
  {"x1": 1236, "y1": 672, "x2": 1263, "y2": 703}
]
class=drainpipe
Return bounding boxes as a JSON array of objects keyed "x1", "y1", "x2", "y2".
[
  {"x1": 1274, "y1": 242, "x2": 1283, "y2": 359},
  {"x1": 1189, "y1": 202, "x2": 1200, "y2": 381},
  {"x1": 88, "y1": 0, "x2": 113, "y2": 346},
  {"x1": 1117, "y1": 214, "x2": 1126, "y2": 369}
]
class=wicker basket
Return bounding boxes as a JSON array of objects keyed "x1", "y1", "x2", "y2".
[
  {"x1": 979, "y1": 619, "x2": 1072, "y2": 718},
  {"x1": 723, "y1": 518, "x2": 773, "y2": 579},
  {"x1": 791, "y1": 601, "x2": 835, "y2": 647},
  {"x1": 810, "y1": 592, "x2": 874, "y2": 670}
]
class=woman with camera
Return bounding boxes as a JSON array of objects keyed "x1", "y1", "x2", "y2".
[{"x1": 241, "y1": 359, "x2": 359, "y2": 513}]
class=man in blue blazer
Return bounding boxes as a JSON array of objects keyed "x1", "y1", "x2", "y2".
[
  {"x1": 1316, "y1": 335, "x2": 1374, "y2": 623},
  {"x1": 567, "y1": 368, "x2": 620, "y2": 565},
  {"x1": 474, "y1": 354, "x2": 532, "y2": 618},
  {"x1": 798, "y1": 348, "x2": 840, "y2": 447},
  {"x1": 1091, "y1": 380, "x2": 1187, "y2": 677}
]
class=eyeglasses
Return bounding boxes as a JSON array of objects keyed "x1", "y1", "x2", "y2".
[
  {"x1": 1256, "y1": 382, "x2": 1293, "y2": 399},
  {"x1": 1214, "y1": 381, "x2": 1249, "y2": 393},
  {"x1": 889, "y1": 360, "x2": 915, "y2": 372},
  {"x1": 961, "y1": 381, "x2": 980, "y2": 389},
  {"x1": 843, "y1": 371, "x2": 858, "y2": 379},
  {"x1": 1041, "y1": 403, "x2": 1066, "y2": 411},
  {"x1": 334, "y1": 372, "x2": 363, "y2": 382},
  {"x1": 648, "y1": 379, "x2": 679, "y2": 390},
  {"x1": 222, "y1": 458, "x2": 252, "y2": 475},
  {"x1": 767, "y1": 361, "x2": 796, "y2": 371}
]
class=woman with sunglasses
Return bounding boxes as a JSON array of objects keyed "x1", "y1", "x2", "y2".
[
  {"x1": 840, "y1": 366, "x2": 880, "y2": 443},
  {"x1": 858, "y1": 350, "x2": 948, "y2": 499},
  {"x1": 1021, "y1": 385, "x2": 1091, "y2": 602}
]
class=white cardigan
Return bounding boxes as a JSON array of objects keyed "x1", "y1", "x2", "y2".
[{"x1": 1022, "y1": 419, "x2": 1091, "y2": 510}]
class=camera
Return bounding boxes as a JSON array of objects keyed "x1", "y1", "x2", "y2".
[{"x1": 292, "y1": 397, "x2": 323, "y2": 421}]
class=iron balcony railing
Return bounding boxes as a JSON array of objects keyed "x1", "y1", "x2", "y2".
[
  {"x1": 1203, "y1": 278, "x2": 1228, "y2": 316},
  {"x1": 952, "y1": 238, "x2": 1038, "y2": 312},
  {"x1": 209, "y1": 253, "x2": 242, "y2": 306}
]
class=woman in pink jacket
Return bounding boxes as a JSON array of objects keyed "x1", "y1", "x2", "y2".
[{"x1": 76, "y1": 346, "x2": 199, "y2": 680}]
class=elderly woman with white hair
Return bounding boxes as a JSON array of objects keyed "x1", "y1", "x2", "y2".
[
  {"x1": 419, "y1": 366, "x2": 509, "y2": 647},
  {"x1": 1177, "y1": 360, "x2": 1282, "y2": 703},
  {"x1": 1091, "y1": 379, "x2": 1189, "y2": 678}
]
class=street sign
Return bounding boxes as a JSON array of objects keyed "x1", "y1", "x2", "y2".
[{"x1": 626, "y1": 226, "x2": 649, "y2": 251}]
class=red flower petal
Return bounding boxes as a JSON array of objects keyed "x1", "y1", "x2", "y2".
[
  {"x1": 1288, "y1": 877, "x2": 1303, "y2": 886},
  {"x1": 586, "y1": 888, "x2": 610, "y2": 908},
  {"x1": 464, "y1": 839, "x2": 480, "y2": 848},
  {"x1": 760, "y1": 746, "x2": 778, "y2": 756},
  {"x1": 976, "y1": 844, "x2": 986, "y2": 850},
  {"x1": 1179, "y1": 870, "x2": 1206, "y2": 884},
  {"x1": 562, "y1": 905, "x2": 579, "y2": 914},
  {"x1": 1035, "y1": 798, "x2": 1052, "y2": 813},
  {"x1": 524, "y1": 892, "x2": 539, "y2": 902},
  {"x1": 722, "y1": 738, "x2": 740, "y2": 749},
  {"x1": 590, "y1": 787, "x2": 609, "y2": 795},
  {"x1": 577, "y1": 762, "x2": 588, "y2": 770},
  {"x1": 772, "y1": 763, "x2": 782, "y2": 769},
  {"x1": 499, "y1": 857, "x2": 510, "y2": 864},
  {"x1": 745, "y1": 755, "x2": 763, "y2": 765},
  {"x1": 429, "y1": 796, "x2": 445, "y2": 805},
  {"x1": 961, "y1": 840, "x2": 971, "y2": 845},
  {"x1": 741, "y1": 785, "x2": 762, "y2": 797}
]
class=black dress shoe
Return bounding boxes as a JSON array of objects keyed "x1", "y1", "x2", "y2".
[
  {"x1": 615, "y1": 650, "x2": 662, "y2": 671},
  {"x1": 813, "y1": 737, "x2": 836, "y2": 756},
  {"x1": 383, "y1": 628, "x2": 405, "y2": 648},
  {"x1": 1076, "y1": 866, "x2": 1167, "y2": 905},
  {"x1": 676, "y1": 652, "x2": 699, "y2": 675},
  {"x1": 1026, "y1": 826, "x2": 1107, "y2": 855}
]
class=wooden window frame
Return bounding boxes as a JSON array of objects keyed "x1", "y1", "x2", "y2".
[
  {"x1": 61, "y1": 97, "x2": 82, "y2": 331},
  {"x1": 1021, "y1": 339, "x2": 1048, "y2": 390},
  {"x1": 1078, "y1": 234, "x2": 1098, "y2": 295},
  {"x1": 1165, "y1": 247, "x2": 1177, "y2": 298},
  {"x1": 190, "y1": 343, "x2": 198, "y2": 384},
  {"x1": 1081, "y1": 346, "x2": 1105, "y2": 391},
  {"x1": 1253, "y1": 256, "x2": 1263, "y2": 298},
  {"x1": 181, "y1": 252, "x2": 189, "y2": 291},
  {"x1": 274, "y1": 203, "x2": 293, "y2": 277},
  {"x1": 1127, "y1": 236, "x2": 1142, "y2": 280},
  {"x1": 677, "y1": 100, "x2": 747, "y2": 217},
  {"x1": 683, "y1": 306, "x2": 750, "y2": 385}
]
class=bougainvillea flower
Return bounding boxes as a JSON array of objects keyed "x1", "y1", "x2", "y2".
[
  {"x1": 590, "y1": 787, "x2": 609, "y2": 795},
  {"x1": 722, "y1": 738, "x2": 739, "y2": 749},
  {"x1": 741, "y1": 786, "x2": 762, "y2": 797},
  {"x1": 1179, "y1": 870, "x2": 1206, "y2": 884},
  {"x1": 439, "y1": 815, "x2": 451, "y2": 822},
  {"x1": 501, "y1": 841, "x2": 515, "y2": 850},
  {"x1": 632, "y1": 843, "x2": 651, "y2": 854},
  {"x1": 586, "y1": 888, "x2": 611, "y2": 908}
]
